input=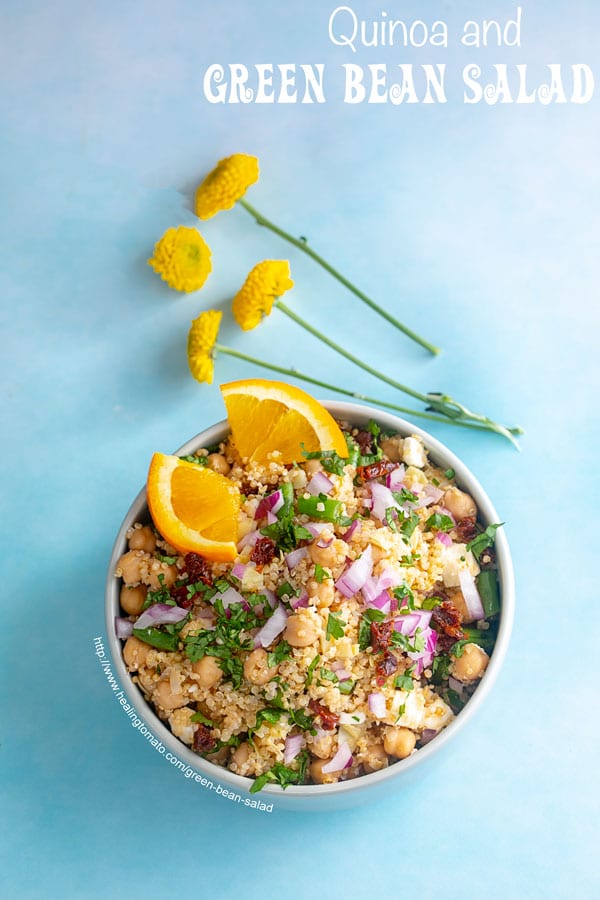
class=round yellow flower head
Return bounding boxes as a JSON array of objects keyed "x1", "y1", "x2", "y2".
[
  {"x1": 148, "y1": 226, "x2": 212, "y2": 293},
  {"x1": 195, "y1": 154, "x2": 259, "y2": 220},
  {"x1": 232, "y1": 260, "x2": 294, "y2": 331},
  {"x1": 187, "y1": 310, "x2": 222, "y2": 384}
]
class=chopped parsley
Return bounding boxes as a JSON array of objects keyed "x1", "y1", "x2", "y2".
[
  {"x1": 276, "y1": 581, "x2": 300, "y2": 601},
  {"x1": 305, "y1": 654, "x2": 321, "y2": 687},
  {"x1": 444, "y1": 468, "x2": 455, "y2": 479},
  {"x1": 155, "y1": 553, "x2": 178, "y2": 565},
  {"x1": 422, "y1": 595, "x2": 443, "y2": 610},
  {"x1": 248, "y1": 706, "x2": 285, "y2": 737},
  {"x1": 358, "y1": 608, "x2": 385, "y2": 650},
  {"x1": 390, "y1": 628, "x2": 425, "y2": 654},
  {"x1": 179, "y1": 454, "x2": 208, "y2": 466},
  {"x1": 393, "y1": 584, "x2": 415, "y2": 610},
  {"x1": 190, "y1": 711, "x2": 214, "y2": 726},
  {"x1": 314, "y1": 563, "x2": 331, "y2": 583},
  {"x1": 250, "y1": 750, "x2": 310, "y2": 794},
  {"x1": 400, "y1": 552, "x2": 421, "y2": 567},
  {"x1": 431, "y1": 654, "x2": 452, "y2": 684},
  {"x1": 287, "y1": 708, "x2": 315, "y2": 732},
  {"x1": 392, "y1": 488, "x2": 419, "y2": 505},
  {"x1": 385, "y1": 507, "x2": 398, "y2": 532},
  {"x1": 267, "y1": 640, "x2": 292, "y2": 668},
  {"x1": 425, "y1": 513, "x2": 455, "y2": 533},
  {"x1": 326, "y1": 611, "x2": 346, "y2": 641},
  {"x1": 338, "y1": 679, "x2": 355, "y2": 695},
  {"x1": 399, "y1": 512, "x2": 419, "y2": 539},
  {"x1": 394, "y1": 674, "x2": 414, "y2": 692},
  {"x1": 467, "y1": 523, "x2": 503, "y2": 561}
]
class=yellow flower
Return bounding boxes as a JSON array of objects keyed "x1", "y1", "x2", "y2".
[
  {"x1": 232, "y1": 260, "x2": 294, "y2": 331},
  {"x1": 187, "y1": 310, "x2": 222, "y2": 384},
  {"x1": 148, "y1": 226, "x2": 212, "y2": 293},
  {"x1": 195, "y1": 154, "x2": 259, "y2": 220}
]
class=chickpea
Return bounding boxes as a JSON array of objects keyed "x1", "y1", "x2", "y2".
[
  {"x1": 144, "y1": 561, "x2": 178, "y2": 590},
  {"x1": 231, "y1": 742, "x2": 250, "y2": 767},
  {"x1": 128, "y1": 525, "x2": 156, "y2": 554},
  {"x1": 120, "y1": 584, "x2": 147, "y2": 616},
  {"x1": 304, "y1": 458, "x2": 323, "y2": 476},
  {"x1": 307, "y1": 577, "x2": 334, "y2": 609},
  {"x1": 362, "y1": 742, "x2": 389, "y2": 773},
  {"x1": 205, "y1": 746, "x2": 229, "y2": 766},
  {"x1": 123, "y1": 636, "x2": 150, "y2": 670},
  {"x1": 307, "y1": 731, "x2": 334, "y2": 760},
  {"x1": 383, "y1": 727, "x2": 417, "y2": 759},
  {"x1": 207, "y1": 453, "x2": 230, "y2": 476},
  {"x1": 309, "y1": 537, "x2": 348, "y2": 570},
  {"x1": 192, "y1": 656, "x2": 224, "y2": 688},
  {"x1": 309, "y1": 757, "x2": 340, "y2": 784},
  {"x1": 451, "y1": 643, "x2": 489, "y2": 683},
  {"x1": 153, "y1": 677, "x2": 188, "y2": 710},
  {"x1": 116, "y1": 550, "x2": 149, "y2": 586},
  {"x1": 284, "y1": 613, "x2": 320, "y2": 648},
  {"x1": 243, "y1": 648, "x2": 278, "y2": 685},
  {"x1": 443, "y1": 487, "x2": 477, "y2": 521},
  {"x1": 380, "y1": 435, "x2": 404, "y2": 462}
]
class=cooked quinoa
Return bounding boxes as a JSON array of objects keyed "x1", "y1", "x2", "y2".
[{"x1": 115, "y1": 421, "x2": 501, "y2": 791}]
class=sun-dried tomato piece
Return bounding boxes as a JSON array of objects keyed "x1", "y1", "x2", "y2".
[
  {"x1": 184, "y1": 553, "x2": 212, "y2": 585},
  {"x1": 354, "y1": 430, "x2": 375, "y2": 455},
  {"x1": 376, "y1": 651, "x2": 399, "y2": 685},
  {"x1": 454, "y1": 516, "x2": 478, "y2": 543},
  {"x1": 431, "y1": 600, "x2": 464, "y2": 646},
  {"x1": 170, "y1": 584, "x2": 193, "y2": 609},
  {"x1": 250, "y1": 537, "x2": 276, "y2": 566},
  {"x1": 193, "y1": 723, "x2": 217, "y2": 755},
  {"x1": 308, "y1": 699, "x2": 339, "y2": 731},
  {"x1": 357, "y1": 460, "x2": 399, "y2": 483},
  {"x1": 370, "y1": 620, "x2": 393, "y2": 653}
]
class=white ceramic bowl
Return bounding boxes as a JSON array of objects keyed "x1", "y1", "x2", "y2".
[{"x1": 105, "y1": 402, "x2": 514, "y2": 811}]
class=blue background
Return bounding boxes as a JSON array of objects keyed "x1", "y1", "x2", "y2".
[{"x1": 2, "y1": 1, "x2": 598, "y2": 897}]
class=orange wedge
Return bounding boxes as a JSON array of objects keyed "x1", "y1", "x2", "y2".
[
  {"x1": 147, "y1": 453, "x2": 240, "y2": 562},
  {"x1": 220, "y1": 378, "x2": 348, "y2": 465}
]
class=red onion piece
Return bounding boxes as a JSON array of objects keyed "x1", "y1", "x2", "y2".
[
  {"x1": 420, "y1": 728, "x2": 438, "y2": 745},
  {"x1": 231, "y1": 563, "x2": 248, "y2": 580},
  {"x1": 254, "y1": 603, "x2": 288, "y2": 648},
  {"x1": 290, "y1": 590, "x2": 309, "y2": 610},
  {"x1": 255, "y1": 489, "x2": 284, "y2": 520},
  {"x1": 237, "y1": 529, "x2": 260, "y2": 552},
  {"x1": 284, "y1": 733, "x2": 305, "y2": 765},
  {"x1": 448, "y1": 676, "x2": 465, "y2": 694},
  {"x1": 331, "y1": 661, "x2": 352, "y2": 681},
  {"x1": 424, "y1": 484, "x2": 444, "y2": 502},
  {"x1": 285, "y1": 546, "x2": 308, "y2": 570},
  {"x1": 370, "y1": 483, "x2": 401, "y2": 521},
  {"x1": 341, "y1": 519, "x2": 361, "y2": 542},
  {"x1": 385, "y1": 465, "x2": 406, "y2": 490},
  {"x1": 266, "y1": 510, "x2": 278, "y2": 525},
  {"x1": 458, "y1": 569, "x2": 485, "y2": 620},
  {"x1": 393, "y1": 609, "x2": 432, "y2": 637},
  {"x1": 335, "y1": 545, "x2": 374, "y2": 598},
  {"x1": 368, "y1": 592, "x2": 391, "y2": 615},
  {"x1": 368, "y1": 692, "x2": 387, "y2": 719},
  {"x1": 115, "y1": 617, "x2": 133, "y2": 639},
  {"x1": 263, "y1": 588, "x2": 277, "y2": 609},
  {"x1": 322, "y1": 740, "x2": 353, "y2": 774},
  {"x1": 134, "y1": 603, "x2": 189, "y2": 630},
  {"x1": 316, "y1": 536, "x2": 334, "y2": 549},
  {"x1": 436, "y1": 532, "x2": 453, "y2": 547},
  {"x1": 305, "y1": 522, "x2": 330, "y2": 539},
  {"x1": 361, "y1": 567, "x2": 403, "y2": 604},
  {"x1": 307, "y1": 471, "x2": 334, "y2": 496},
  {"x1": 214, "y1": 586, "x2": 246, "y2": 609}
]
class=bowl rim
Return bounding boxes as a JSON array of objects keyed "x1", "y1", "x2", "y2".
[{"x1": 105, "y1": 401, "x2": 515, "y2": 800}]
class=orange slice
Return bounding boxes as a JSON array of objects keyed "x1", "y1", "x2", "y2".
[
  {"x1": 147, "y1": 453, "x2": 240, "y2": 562},
  {"x1": 220, "y1": 378, "x2": 349, "y2": 465}
]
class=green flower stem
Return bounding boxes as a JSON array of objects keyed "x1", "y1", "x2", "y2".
[
  {"x1": 216, "y1": 344, "x2": 519, "y2": 440},
  {"x1": 272, "y1": 299, "x2": 522, "y2": 448},
  {"x1": 238, "y1": 198, "x2": 441, "y2": 356}
]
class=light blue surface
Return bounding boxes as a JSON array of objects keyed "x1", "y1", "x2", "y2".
[{"x1": 1, "y1": 1, "x2": 598, "y2": 897}]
